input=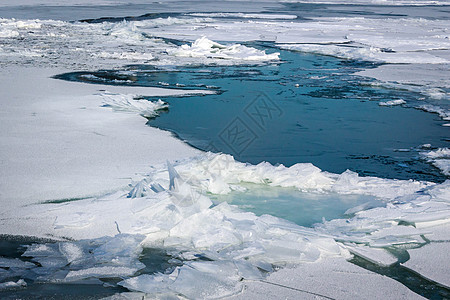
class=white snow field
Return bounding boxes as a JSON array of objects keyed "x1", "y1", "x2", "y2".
[
  {"x1": 0, "y1": 1, "x2": 449, "y2": 299},
  {"x1": 0, "y1": 66, "x2": 204, "y2": 210}
]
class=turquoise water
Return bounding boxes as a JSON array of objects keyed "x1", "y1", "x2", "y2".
[
  {"x1": 210, "y1": 183, "x2": 381, "y2": 227},
  {"x1": 59, "y1": 48, "x2": 449, "y2": 182}
]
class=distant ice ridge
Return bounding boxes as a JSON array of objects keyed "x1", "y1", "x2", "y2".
[
  {"x1": 9, "y1": 153, "x2": 450, "y2": 298},
  {"x1": 101, "y1": 92, "x2": 168, "y2": 118},
  {"x1": 168, "y1": 37, "x2": 280, "y2": 61}
]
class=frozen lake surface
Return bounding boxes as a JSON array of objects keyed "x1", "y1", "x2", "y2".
[{"x1": 1, "y1": 1, "x2": 449, "y2": 299}]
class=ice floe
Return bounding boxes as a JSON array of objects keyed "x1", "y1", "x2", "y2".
[
  {"x1": 379, "y1": 99, "x2": 406, "y2": 106},
  {"x1": 168, "y1": 37, "x2": 280, "y2": 61}
]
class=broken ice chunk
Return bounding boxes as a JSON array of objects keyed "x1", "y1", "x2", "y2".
[
  {"x1": 170, "y1": 261, "x2": 243, "y2": 299},
  {"x1": 0, "y1": 279, "x2": 27, "y2": 290},
  {"x1": 65, "y1": 266, "x2": 139, "y2": 281},
  {"x1": 0, "y1": 257, "x2": 35, "y2": 269},
  {"x1": 344, "y1": 243, "x2": 398, "y2": 267}
]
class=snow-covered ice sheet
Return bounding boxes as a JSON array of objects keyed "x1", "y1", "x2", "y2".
[
  {"x1": 230, "y1": 257, "x2": 425, "y2": 300},
  {"x1": 0, "y1": 66, "x2": 204, "y2": 209},
  {"x1": 403, "y1": 242, "x2": 450, "y2": 287}
]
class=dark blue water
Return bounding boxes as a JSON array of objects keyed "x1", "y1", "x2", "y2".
[{"x1": 57, "y1": 47, "x2": 448, "y2": 182}]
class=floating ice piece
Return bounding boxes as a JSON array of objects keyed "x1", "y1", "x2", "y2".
[
  {"x1": 101, "y1": 92, "x2": 168, "y2": 118},
  {"x1": 379, "y1": 99, "x2": 406, "y2": 106},
  {"x1": 65, "y1": 266, "x2": 139, "y2": 281},
  {"x1": 168, "y1": 37, "x2": 280, "y2": 61},
  {"x1": 0, "y1": 279, "x2": 26, "y2": 290}
]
